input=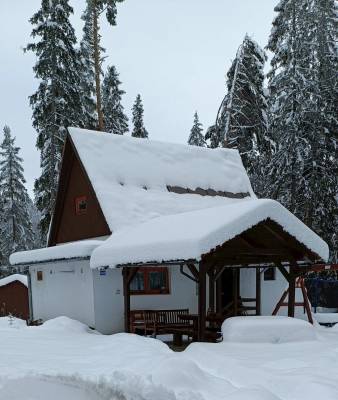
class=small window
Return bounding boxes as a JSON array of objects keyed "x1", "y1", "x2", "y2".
[
  {"x1": 130, "y1": 267, "x2": 170, "y2": 295},
  {"x1": 37, "y1": 271, "x2": 43, "y2": 281},
  {"x1": 75, "y1": 196, "x2": 87, "y2": 215},
  {"x1": 264, "y1": 267, "x2": 276, "y2": 281}
]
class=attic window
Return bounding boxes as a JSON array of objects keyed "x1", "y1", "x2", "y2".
[{"x1": 75, "y1": 196, "x2": 87, "y2": 215}]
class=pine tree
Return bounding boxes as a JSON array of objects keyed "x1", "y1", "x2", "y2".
[
  {"x1": 82, "y1": 0, "x2": 125, "y2": 131},
  {"x1": 266, "y1": 0, "x2": 338, "y2": 260},
  {"x1": 102, "y1": 65, "x2": 129, "y2": 135},
  {"x1": 0, "y1": 126, "x2": 34, "y2": 265},
  {"x1": 188, "y1": 112, "x2": 205, "y2": 146},
  {"x1": 26, "y1": 0, "x2": 85, "y2": 238},
  {"x1": 206, "y1": 35, "x2": 269, "y2": 191},
  {"x1": 302, "y1": 0, "x2": 338, "y2": 261},
  {"x1": 265, "y1": 0, "x2": 312, "y2": 213},
  {"x1": 132, "y1": 95, "x2": 149, "y2": 138},
  {"x1": 78, "y1": 8, "x2": 97, "y2": 130}
]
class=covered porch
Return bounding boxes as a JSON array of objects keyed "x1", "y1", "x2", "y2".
[
  {"x1": 120, "y1": 219, "x2": 326, "y2": 342},
  {"x1": 90, "y1": 199, "x2": 329, "y2": 341}
]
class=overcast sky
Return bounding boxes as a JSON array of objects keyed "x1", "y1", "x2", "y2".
[{"x1": 0, "y1": 0, "x2": 278, "y2": 196}]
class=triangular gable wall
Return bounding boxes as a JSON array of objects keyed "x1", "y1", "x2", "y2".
[{"x1": 48, "y1": 135, "x2": 111, "y2": 246}]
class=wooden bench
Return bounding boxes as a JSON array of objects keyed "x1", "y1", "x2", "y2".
[{"x1": 130, "y1": 309, "x2": 193, "y2": 344}]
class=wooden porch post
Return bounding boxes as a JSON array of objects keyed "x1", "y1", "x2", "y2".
[
  {"x1": 256, "y1": 268, "x2": 261, "y2": 316},
  {"x1": 208, "y1": 271, "x2": 215, "y2": 313},
  {"x1": 198, "y1": 261, "x2": 207, "y2": 341},
  {"x1": 216, "y1": 276, "x2": 222, "y2": 313},
  {"x1": 233, "y1": 268, "x2": 239, "y2": 316},
  {"x1": 288, "y1": 266, "x2": 296, "y2": 317},
  {"x1": 122, "y1": 267, "x2": 130, "y2": 332},
  {"x1": 123, "y1": 267, "x2": 139, "y2": 332}
]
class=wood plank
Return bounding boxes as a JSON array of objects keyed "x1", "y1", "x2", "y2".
[
  {"x1": 233, "y1": 268, "x2": 239, "y2": 316},
  {"x1": 256, "y1": 268, "x2": 261, "y2": 316},
  {"x1": 122, "y1": 268, "x2": 131, "y2": 333},
  {"x1": 208, "y1": 270, "x2": 215, "y2": 313},
  {"x1": 186, "y1": 263, "x2": 199, "y2": 281},
  {"x1": 198, "y1": 261, "x2": 207, "y2": 341},
  {"x1": 277, "y1": 265, "x2": 290, "y2": 282},
  {"x1": 288, "y1": 266, "x2": 296, "y2": 317}
]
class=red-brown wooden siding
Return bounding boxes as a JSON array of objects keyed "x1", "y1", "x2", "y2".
[
  {"x1": 0, "y1": 281, "x2": 29, "y2": 320},
  {"x1": 49, "y1": 136, "x2": 110, "y2": 246}
]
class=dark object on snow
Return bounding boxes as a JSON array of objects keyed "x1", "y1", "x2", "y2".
[{"x1": 305, "y1": 278, "x2": 338, "y2": 309}]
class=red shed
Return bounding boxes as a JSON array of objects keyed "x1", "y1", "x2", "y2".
[{"x1": 0, "y1": 274, "x2": 29, "y2": 321}]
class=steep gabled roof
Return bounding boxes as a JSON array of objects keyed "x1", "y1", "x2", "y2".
[
  {"x1": 67, "y1": 127, "x2": 255, "y2": 232},
  {"x1": 10, "y1": 128, "x2": 329, "y2": 267}
]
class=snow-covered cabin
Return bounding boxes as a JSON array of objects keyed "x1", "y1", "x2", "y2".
[{"x1": 10, "y1": 128, "x2": 329, "y2": 336}]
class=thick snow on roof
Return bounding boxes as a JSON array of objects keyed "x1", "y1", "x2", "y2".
[
  {"x1": 0, "y1": 274, "x2": 28, "y2": 288},
  {"x1": 68, "y1": 128, "x2": 255, "y2": 231},
  {"x1": 10, "y1": 240, "x2": 102, "y2": 266},
  {"x1": 90, "y1": 199, "x2": 329, "y2": 268}
]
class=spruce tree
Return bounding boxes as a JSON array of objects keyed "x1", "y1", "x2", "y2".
[
  {"x1": 82, "y1": 0, "x2": 125, "y2": 131},
  {"x1": 302, "y1": 0, "x2": 338, "y2": 261},
  {"x1": 0, "y1": 126, "x2": 34, "y2": 264},
  {"x1": 26, "y1": 0, "x2": 84, "y2": 238},
  {"x1": 206, "y1": 35, "x2": 268, "y2": 192},
  {"x1": 265, "y1": 0, "x2": 312, "y2": 213},
  {"x1": 188, "y1": 112, "x2": 205, "y2": 146},
  {"x1": 132, "y1": 95, "x2": 149, "y2": 138},
  {"x1": 266, "y1": 0, "x2": 338, "y2": 260},
  {"x1": 102, "y1": 65, "x2": 129, "y2": 135},
  {"x1": 78, "y1": 9, "x2": 97, "y2": 130}
]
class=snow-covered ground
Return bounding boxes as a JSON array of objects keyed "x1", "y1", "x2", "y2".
[{"x1": 0, "y1": 316, "x2": 338, "y2": 400}]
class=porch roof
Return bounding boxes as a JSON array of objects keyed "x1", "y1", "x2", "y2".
[{"x1": 90, "y1": 199, "x2": 329, "y2": 269}]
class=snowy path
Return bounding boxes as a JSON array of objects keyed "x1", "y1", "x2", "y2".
[{"x1": 0, "y1": 317, "x2": 338, "y2": 400}]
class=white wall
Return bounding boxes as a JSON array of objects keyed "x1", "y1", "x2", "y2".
[
  {"x1": 240, "y1": 268, "x2": 309, "y2": 319},
  {"x1": 29, "y1": 259, "x2": 95, "y2": 328},
  {"x1": 92, "y1": 265, "x2": 199, "y2": 334},
  {"x1": 92, "y1": 268, "x2": 124, "y2": 334}
]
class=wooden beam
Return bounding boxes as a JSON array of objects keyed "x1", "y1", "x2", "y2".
[
  {"x1": 186, "y1": 263, "x2": 199, "y2": 281},
  {"x1": 256, "y1": 268, "x2": 261, "y2": 315},
  {"x1": 272, "y1": 289, "x2": 288, "y2": 316},
  {"x1": 300, "y1": 279, "x2": 314, "y2": 324},
  {"x1": 214, "y1": 265, "x2": 226, "y2": 281},
  {"x1": 216, "y1": 276, "x2": 222, "y2": 313},
  {"x1": 122, "y1": 268, "x2": 130, "y2": 333},
  {"x1": 277, "y1": 265, "x2": 290, "y2": 282},
  {"x1": 288, "y1": 266, "x2": 296, "y2": 317},
  {"x1": 233, "y1": 268, "x2": 239, "y2": 316},
  {"x1": 262, "y1": 224, "x2": 304, "y2": 259},
  {"x1": 198, "y1": 261, "x2": 207, "y2": 341},
  {"x1": 123, "y1": 267, "x2": 139, "y2": 332},
  {"x1": 180, "y1": 265, "x2": 198, "y2": 283},
  {"x1": 208, "y1": 270, "x2": 215, "y2": 313}
]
